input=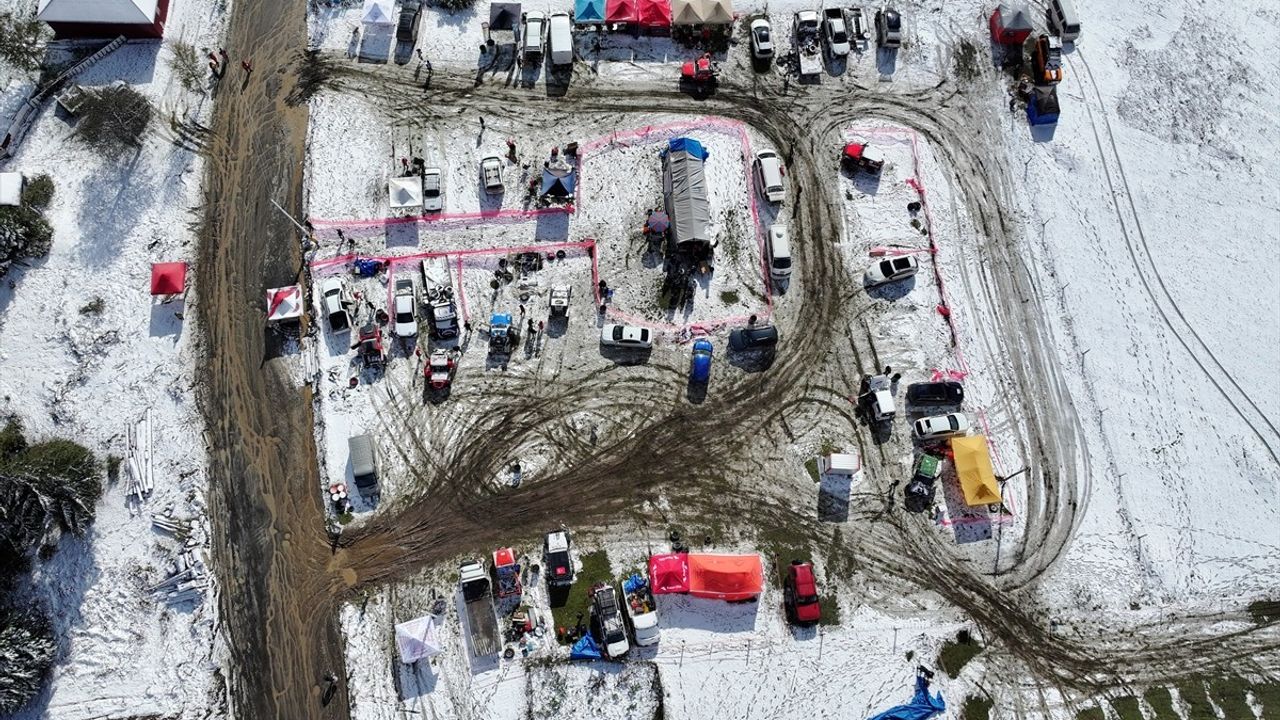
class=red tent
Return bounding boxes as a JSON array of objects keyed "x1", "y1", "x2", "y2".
[
  {"x1": 648, "y1": 553, "x2": 690, "y2": 594},
  {"x1": 637, "y1": 0, "x2": 671, "y2": 27},
  {"x1": 687, "y1": 553, "x2": 763, "y2": 601},
  {"x1": 150, "y1": 262, "x2": 187, "y2": 296},
  {"x1": 989, "y1": 4, "x2": 1033, "y2": 45},
  {"x1": 606, "y1": 0, "x2": 638, "y2": 23}
]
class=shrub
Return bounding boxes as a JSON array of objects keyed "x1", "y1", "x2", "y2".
[
  {"x1": 0, "y1": 606, "x2": 56, "y2": 713},
  {"x1": 73, "y1": 85, "x2": 153, "y2": 158},
  {"x1": 19, "y1": 175, "x2": 54, "y2": 210},
  {"x1": 0, "y1": 11, "x2": 49, "y2": 73},
  {"x1": 168, "y1": 40, "x2": 206, "y2": 94},
  {"x1": 0, "y1": 436, "x2": 102, "y2": 562},
  {"x1": 0, "y1": 205, "x2": 54, "y2": 275},
  {"x1": 433, "y1": 0, "x2": 477, "y2": 10},
  {"x1": 0, "y1": 421, "x2": 26, "y2": 462}
]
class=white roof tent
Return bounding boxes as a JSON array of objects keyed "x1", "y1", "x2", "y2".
[
  {"x1": 661, "y1": 137, "x2": 710, "y2": 248},
  {"x1": 389, "y1": 176, "x2": 424, "y2": 212},
  {"x1": 819, "y1": 452, "x2": 859, "y2": 476},
  {"x1": 395, "y1": 615, "x2": 443, "y2": 664},
  {"x1": 38, "y1": 0, "x2": 168, "y2": 38},
  {"x1": 0, "y1": 173, "x2": 22, "y2": 207},
  {"x1": 266, "y1": 285, "x2": 303, "y2": 324},
  {"x1": 362, "y1": 0, "x2": 395, "y2": 25}
]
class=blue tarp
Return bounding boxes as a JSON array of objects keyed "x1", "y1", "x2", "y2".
[
  {"x1": 575, "y1": 0, "x2": 607, "y2": 23},
  {"x1": 354, "y1": 258, "x2": 383, "y2": 276},
  {"x1": 622, "y1": 573, "x2": 647, "y2": 594},
  {"x1": 866, "y1": 675, "x2": 946, "y2": 720},
  {"x1": 539, "y1": 167, "x2": 577, "y2": 197},
  {"x1": 569, "y1": 633, "x2": 602, "y2": 660},
  {"x1": 666, "y1": 137, "x2": 708, "y2": 161}
]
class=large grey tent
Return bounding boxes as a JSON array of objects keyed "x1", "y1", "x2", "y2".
[{"x1": 661, "y1": 137, "x2": 710, "y2": 249}]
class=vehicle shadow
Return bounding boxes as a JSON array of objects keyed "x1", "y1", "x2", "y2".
[
  {"x1": 866, "y1": 275, "x2": 917, "y2": 301},
  {"x1": 599, "y1": 345, "x2": 652, "y2": 365},
  {"x1": 685, "y1": 378, "x2": 708, "y2": 404},
  {"x1": 726, "y1": 347, "x2": 775, "y2": 373},
  {"x1": 817, "y1": 471, "x2": 852, "y2": 522},
  {"x1": 849, "y1": 169, "x2": 883, "y2": 195},
  {"x1": 876, "y1": 46, "x2": 898, "y2": 76}
]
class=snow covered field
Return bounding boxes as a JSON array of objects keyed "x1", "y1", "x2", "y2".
[{"x1": 0, "y1": 0, "x2": 228, "y2": 716}]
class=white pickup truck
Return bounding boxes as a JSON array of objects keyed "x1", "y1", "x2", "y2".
[{"x1": 621, "y1": 574, "x2": 659, "y2": 646}]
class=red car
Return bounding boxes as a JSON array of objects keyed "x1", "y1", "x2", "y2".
[{"x1": 784, "y1": 561, "x2": 822, "y2": 625}]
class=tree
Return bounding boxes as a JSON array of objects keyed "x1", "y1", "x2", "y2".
[
  {"x1": 0, "y1": 606, "x2": 56, "y2": 713},
  {"x1": 167, "y1": 40, "x2": 206, "y2": 95},
  {"x1": 0, "y1": 205, "x2": 53, "y2": 278},
  {"x1": 73, "y1": 85, "x2": 154, "y2": 158},
  {"x1": 0, "y1": 11, "x2": 50, "y2": 74}
]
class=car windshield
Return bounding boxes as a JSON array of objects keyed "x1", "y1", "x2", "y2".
[
  {"x1": 756, "y1": 27, "x2": 770, "y2": 42},
  {"x1": 774, "y1": 257, "x2": 792, "y2": 269},
  {"x1": 948, "y1": 416, "x2": 960, "y2": 431},
  {"x1": 893, "y1": 257, "x2": 911, "y2": 271},
  {"x1": 639, "y1": 329, "x2": 650, "y2": 343},
  {"x1": 396, "y1": 311, "x2": 413, "y2": 324},
  {"x1": 833, "y1": 30, "x2": 847, "y2": 42},
  {"x1": 879, "y1": 259, "x2": 895, "y2": 275},
  {"x1": 611, "y1": 326, "x2": 624, "y2": 341}
]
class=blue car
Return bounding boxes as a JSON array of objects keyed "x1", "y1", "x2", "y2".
[{"x1": 690, "y1": 338, "x2": 713, "y2": 383}]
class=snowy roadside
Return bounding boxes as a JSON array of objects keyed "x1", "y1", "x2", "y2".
[{"x1": 0, "y1": 0, "x2": 231, "y2": 716}]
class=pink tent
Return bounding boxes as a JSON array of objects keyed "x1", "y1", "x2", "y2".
[
  {"x1": 606, "y1": 0, "x2": 638, "y2": 23},
  {"x1": 150, "y1": 262, "x2": 187, "y2": 296},
  {"x1": 637, "y1": 0, "x2": 670, "y2": 27},
  {"x1": 648, "y1": 553, "x2": 690, "y2": 594}
]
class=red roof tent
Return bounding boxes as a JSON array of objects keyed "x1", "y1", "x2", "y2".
[
  {"x1": 150, "y1": 262, "x2": 187, "y2": 296},
  {"x1": 989, "y1": 4, "x2": 1033, "y2": 45},
  {"x1": 606, "y1": 0, "x2": 639, "y2": 24},
  {"x1": 648, "y1": 553, "x2": 690, "y2": 594},
  {"x1": 687, "y1": 553, "x2": 763, "y2": 601},
  {"x1": 38, "y1": 0, "x2": 171, "y2": 39},
  {"x1": 637, "y1": 0, "x2": 671, "y2": 27}
]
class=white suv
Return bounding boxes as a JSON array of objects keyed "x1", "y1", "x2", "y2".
[{"x1": 755, "y1": 150, "x2": 785, "y2": 203}]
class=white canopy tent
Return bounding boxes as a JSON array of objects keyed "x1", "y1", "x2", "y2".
[
  {"x1": 266, "y1": 285, "x2": 303, "y2": 324},
  {"x1": 395, "y1": 615, "x2": 443, "y2": 664},
  {"x1": 0, "y1": 173, "x2": 22, "y2": 207},
  {"x1": 361, "y1": 0, "x2": 395, "y2": 25},
  {"x1": 389, "y1": 176, "x2": 424, "y2": 212},
  {"x1": 38, "y1": 0, "x2": 157, "y2": 24}
]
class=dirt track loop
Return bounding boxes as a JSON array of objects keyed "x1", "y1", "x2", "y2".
[{"x1": 198, "y1": 12, "x2": 1280, "y2": 717}]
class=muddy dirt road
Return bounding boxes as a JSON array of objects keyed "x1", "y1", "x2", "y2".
[{"x1": 196, "y1": 1, "x2": 350, "y2": 718}]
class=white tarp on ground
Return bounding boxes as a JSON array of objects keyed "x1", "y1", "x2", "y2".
[
  {"x1": 394, "y1": 615, "x2": 443, "y2": 664},
  {"x1": 361, "y1": 0, "x2": 395, "y2": 25},
  {"x1": 389, "y1": 176, "x2": 423, "y2": 210},
  {"x1": 662, "y1": 149, "x2": 710, "y2": 247},
  {"x1": 38, "y1": 0, "x2": 157, "y2": 23},
  {"x1": 0, "y1": 173, "x2": 22, "y2": 206}
]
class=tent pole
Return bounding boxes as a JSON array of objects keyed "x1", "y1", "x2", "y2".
[{"x1": 270, "y1": 198, "x2": 310, "y2": 238}]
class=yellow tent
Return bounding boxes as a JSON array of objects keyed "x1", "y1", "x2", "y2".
[{"x1": 950, "y1": 435, "x2": 1002, "y2": 506}]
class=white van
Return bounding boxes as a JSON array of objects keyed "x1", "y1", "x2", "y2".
[
  {"x1": 1047, "y1": 0, "x2": 1081, "y2": 42},
  {"x1": 755, "y1": 150, "x2": 785, "y2": 203},
  {"x1": 548, "y1": 13, "x2": 573, "y2": 66},
  {"x1": 522, "y1": 12, "x2": 547, "y2": 59},
  {"x1": 767, "y1": 224, "x2": 792, "y2": 279}
]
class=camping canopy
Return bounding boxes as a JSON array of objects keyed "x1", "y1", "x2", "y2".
[
  {"x1": 606, "y1": 0, "x2": 638, "y2": 24},
  {"x1": 361, "y1": 0, "x2": 394, "y2": 25},
  {"x1": 38, "y1": 0, "x2": 157, "y2": 24},
  {"x1": 150, "y1": 262, "x2": 187, "y2": 296},
  {"x1": 989, "y1": 4, "x2": 1033, "y2": 44},
  {"x1": 489, "y1": 1, "x2": 521, "y2": 43},
  {"x1": 394, "y1": 615, "x2": 443, "y2": 664},
  {"x1": 670, "y1": 0, "x2": 701, "y2": 25},
  {"x1": 671, "y1": 0, "x2": 732, "y2": 24},
  {"x1": 389, "y1": 176, "x2": 424, "y2": 210},
  {"x1": 867, "y1": 673, "x2": 946, "y2": 720},
  {"x1": 540, "y1": 165, "x2": 577, "y2": 197},
  {"x1": 575, "y1": 0, "x2": 606, "y2": 23},
  {"x1": 266, "y1": 285, "x2": 303, "y2": 323},
  {"x1": 687, "y1": 553, "x2": 763, "y2": 601},
  {"x1": 662, "y1": 137, "x2": 710, "y2": 247},
  {"x1": 637, "y1": 0, "x2": 671, "y2": 27},
  {"x1": 950, "y1": 435, "x2": 1002, "y2": 506},
  {"x1": 701, "y1": 0, "x2": 733, "y2": 24},
  {"x1": 648, "y1": 553, "x2": 690, "y2": 594}
]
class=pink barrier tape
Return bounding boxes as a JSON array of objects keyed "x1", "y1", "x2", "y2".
[{"x1": 309, "y1": 205, "x2": 573, "y2": 232}]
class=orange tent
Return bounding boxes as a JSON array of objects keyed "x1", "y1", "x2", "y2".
[
  {"x1": 950, "y1": 435, "x2": 1001, "y2": 506},
  {"x1": 687, "y1": 553, "x2": 763, "y2": 601}
]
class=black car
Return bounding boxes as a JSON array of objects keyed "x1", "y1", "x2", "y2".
[
  {"x1": 397, "y1": 0, "x2": 423, "y2": 44},
  {"x1": 906, "y1": 381, "x2": 964, "y2": 406},
  {"x1": 728, "y1": 325, "x2": 779, "y2": 351}
]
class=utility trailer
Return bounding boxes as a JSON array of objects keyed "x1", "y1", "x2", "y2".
[{"x1": 459, "y1": 559, "x2": 501, "y2": 658}]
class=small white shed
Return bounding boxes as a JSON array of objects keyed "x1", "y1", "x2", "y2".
[
  {"x1": 818, "y1": 452, "x2": 859, "y2": 476},
  {"x1": 0, "y1": 172, "x2": 23, "y2": 207}
]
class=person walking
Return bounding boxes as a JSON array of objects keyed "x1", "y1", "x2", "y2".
[{"x1": 241, "y1": 59, "x2": 253, "y2": 74}]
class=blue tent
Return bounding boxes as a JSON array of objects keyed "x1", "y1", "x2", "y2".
[
  {"x1": 540, "y1": 166, "x2": 577, "y2": 198},
  {"x1": 665, "y1": 137, "x2": 708, "y2": 161},
  {"x1": 575, "y1": 0, "x2": 607, "y2": 23},
  {"x1": 1026, "y1": 85, "x2": 1060, "y2": 126},
  {"x1": 569, "y1": 633, "x2": 602, "y2": 660},
  {"x1": 866, "y1": 674, "x2": 946, "y2": 720}
]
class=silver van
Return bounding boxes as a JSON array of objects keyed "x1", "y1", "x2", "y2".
[
  {"x1": 767, "y1": 224, "x2": 792, "y2": 279},
  {"x1": 349, "y1": 434, "x2": 379, "y2": 491},
  {"x1": 548, "y1": 13, "x2": 573, "y2": 66},
  {"x1": 1047, "y1": 0, "x2": 1081, "y2": 42}
]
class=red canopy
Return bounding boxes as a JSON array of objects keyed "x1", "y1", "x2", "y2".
[
  {"x1": 606, "y1": 0, "x2": 638, "y2": 23},
  {"x1": 150, "y1": 262, "x2": 187, "y2": 296},
  {"x1": 842, "y1": 142, "x2": 865, "y2": 160},
  {"x1": 687, "y1": 553, "x2": 763, "y2": 601},
  {"x1": 648, "y1": 553, "x2": 690, "y2": 594},
  {"x1": 637, "y1": 0, "x2": 670, "y2": 26}
]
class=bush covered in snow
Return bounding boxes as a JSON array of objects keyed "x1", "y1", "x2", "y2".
[
  {"x1": 0, "y1": 11, "x2": 50, "y2": 74},
  {"x1": 168, "y1": 40, "x2": 207, "y2": 95},
  {"x1": 0, "y1": 175, "x2": 55, "y2": 279},
  {"x1": 432, "y1": 0, "x2": 479, "y2": 12},
  {"x1": 0, "y1": 606, "x2": 56, "y2": 714},
  {"x1": 73, "y1": 85, "x2": 154, "y2": 158}
]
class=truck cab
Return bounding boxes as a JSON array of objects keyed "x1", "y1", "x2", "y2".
[
  {"x1": 876, "y1": 6, "x2": 902, "y2": 49},
  {"x1": 823, "y1": 8, "x2": 850, "y2": 57},
  {"x1": 864, "y1": 374, "x2": 895, "y2": 422}
]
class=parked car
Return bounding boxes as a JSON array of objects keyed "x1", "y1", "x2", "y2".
[
  {"x1": 689, "y1": 338, "x2": 713, "y2": 383},
  {"x1": 749, "y1": 18, "x2": 774, "y2": 60},
  {"x1": 392, "y1": 277, "x2": 417, "y2": 338},
  {"x1": 823, "y1": 8, "x2": 851, "y2": 57},
  {"x1": 913, "y1": 412, "x2": 971, "y2": 440},
  {"x1": 767, "y1": 224, "x2": 792, "y2": 279},
  {"x1": 480, "y1": 156, "x2": 504, "y2": 193},
  {"x1": 906, "y1": 381, "x2": 964, "y2": 406},
  {"x1": 876, "y1": 6, "x2": 902, "y2": 48},
  {"x1": 396, "y1": 0, "x2": 423, "y2": 44},
  {"x1": 421, "y1": 167, "x2": 443, "y2": 212},
  {"x1": 521, "y1": 11, "x2": 547, "y2": 60},
  {"x1": 621, "y1": 575, "x2": 660, "y2": 646},
  {"x1": 864, "y1": 255, "x2": 919, "y2": 286},
  {"x1": 348, "y1": 433, "x2": 379, "y2": 492},
  {"x1": 547, "y1": 12, "x2": 573, "y2": 66},
  {"x1": 864, "y1": 373, "x2": 895, "y2": 422},
  {"x1": 591, "y1": 584, "x2": 630, "y2": 658},
  {"x1": 543, "y1": 530, "x2": 574, "y2": 586},
  {"x1": 728, "y1": 325, "x2": 779, "y2": 351},
  {"x1": 754, "y1": 150, "x2": 786, "y2": 203},
  {"x1": 318, "y1": 276, "x2": 351, "y2": 332},
  {"x1": 601, "y1": 324, "x2": 653, "y2": 349},
  {"x1": 1047, "y1": 0, "x2": 1081, "y2": 42},
  {"x1": 783, "y1": 561, "x2": 821, "y2": 625}
]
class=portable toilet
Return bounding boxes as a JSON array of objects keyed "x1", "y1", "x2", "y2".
[
  {"x1": 818, "y1": 452, "x2": 859, "y2": 476},
  {"x1": 989, "y1": 4, "x2": 1033, "y2": 45},
  {"x1": 1027, "y1": 84, "x2": 1061, "y2": 126}
]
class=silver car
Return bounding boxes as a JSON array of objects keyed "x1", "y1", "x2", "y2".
[
  {"x1": 422, "y1": 167, "x2": 443, "y2": 212},
  {"x1": 750, "y1": 18, "x2": 774, "y2": 60}
]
